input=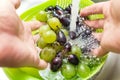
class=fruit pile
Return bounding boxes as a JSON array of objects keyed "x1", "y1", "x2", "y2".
[{"x1": 36, "y1": 5, "x2": 105, "y2": 79}]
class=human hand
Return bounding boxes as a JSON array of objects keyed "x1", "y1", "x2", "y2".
[
  {"x1": 80, "y1": 1, "x2": 120, "y2": 57},
  {"x1": 0, "y1": 0, "x2": 47, "y2": 69}
]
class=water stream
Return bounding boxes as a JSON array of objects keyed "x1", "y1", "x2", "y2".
[{"x1": 70, "y1": 0, "x2": 80, "y2": 31}]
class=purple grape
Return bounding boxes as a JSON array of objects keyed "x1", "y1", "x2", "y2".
[
  {"x1": 69, "y1": 31, "x2": 77, "y2": 39},
  {"x1": 55, "y1": 5, "x2": 63, "y2": 11},
  {"x1": 45, "y1": 6, "x2": 54, "y2": 11},
  {"x1": 57, "y1": 30, "x2": 67, "y2": 45},
  {"x1": 65, "y1": 4, "x2": 72, "y2": 14},
  {"x1": 68, "y1": 54, "x2": 79, "y2": 65},
  {"x1": 64, "y1": 42, "x2": 71, "y2": 52},
  {"x1": 50, "y1": 57, "x2": 62, "y2": 72},
  {"x1": 85, "y1": 29, "x2": 92, "y2": 35},
  {"x1": 59, "y1": 17, "x2": 70, "y2": 26}
]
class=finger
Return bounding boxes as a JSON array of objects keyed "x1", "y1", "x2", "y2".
[
  {"x1": 85, "y1": 19, "x2": 104, "y2": 29},
  {"x1": 10, "y1": 0, "x2": 21, "y2": 9},
  {"x1": 91, "y1": 46, "x2": 108, "y2": 57},
  {"x1": 80, "y1": 2, "x2": 106, "y2": 16},
  {"x1": 25, "y1": 50, "x2": 48, "y2": 69},
  {"x1": 23, "y1": 21, "x2": 44, "y2": 31},
  {"x1": 33, "y1": 34, "x2": 40, "y2": 43},
  {"x1": 37, "y1": 59, "x2": 48, "y2": 70},
  {"x1": 92, "y1": 32, "x2": 103, "y2": 41}
]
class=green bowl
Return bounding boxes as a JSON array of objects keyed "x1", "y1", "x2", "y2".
[{"x1": 3, "y1": 0, "x2": 106, "y2": 80}]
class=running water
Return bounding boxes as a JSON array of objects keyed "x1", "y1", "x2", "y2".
[
  {"x1": 70, "y1": 0, "x2": 80, "y2": 31},
  {"x1": 69, "y1": 0, "x2": 99, "y2": 56}
]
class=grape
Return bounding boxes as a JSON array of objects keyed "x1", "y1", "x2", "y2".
[
  {"x1": 37, "y1": 37, "x2": 47, "y2": 49},
  {"x1": 50, "y1": 57, "x2": 62, "y2": 72},
  {"x1": 85, "y1": 29, "x2": 92, "y2": 35},
  {"x1": 65, "y1": 4, "x2": 72, "y2": 14},
  {"x1": 69, "y1": 31, "x2": 77, "y2": 39},
  {"x1": 36, "y1": 11, "x2": 48, "y2": 22},
  {"x1": 39, "y1": 25, "x2": 51, "y2": 36},
  {"x1": 43, "y1": 30, "x2": 57, "y2": 43},
  {"x1": 71, "y1": 45, "x2": 81, "y2": 58},
  {"x1": 47, "y1": 17, "x2": 61, "y2": 31},
  {"x1": 64, "y1": 42, "x2": 71, "y2": 52},
  {"x1": 81, "y1": 46, "x2": 88, "y2": 53},
  {"x1": 68, "y1": 54, "x2": 79, "y2": 65},
  {"x1": 52, "y1": 11, "x2": 60, "y2": 18},
  {"x1": 57, "y1": 30, "x2": 66, "y2": 45},
  {"x1": 77, "y1": 63, "x2": 90, "y2": 78},
  {"x1": 61, "y1": 63, "x2": 76, "y2": 79},
  {"x1": 40, "y1": 47, "x2": 56, "y2": 62},
  {"x1": 54, "y1": 5, "x2": 63, "y2": 11},
  {"x1": 45, "y1": 6, "x2": 54, "y2": 11},
  {"x1": 59, "y1": 17, "x2": 70, "y2": 26}
]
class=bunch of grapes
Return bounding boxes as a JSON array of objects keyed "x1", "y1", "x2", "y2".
[{"x1": 36, "y1": 5, "x2": 104, "y2": 79}]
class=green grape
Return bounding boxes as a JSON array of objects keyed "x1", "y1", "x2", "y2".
[
  {"x1": 71, "y1": 45, "x2": 82, "y2": 58},
  {"x1": 47, "y1": 17, "x2": 61, "y2": 31},
  {"x1": 43, "y1": 30, "x2": 57, "y2": 43},
  {"x1": 39, "y1": 25, "x2": 51, "y2": 36},
  {"x1": 61, "y1": 29, "x2": 69, "y2": 37},
  {"x1": 77, "y1": 63, "x2": 90, "y2": 78},
  {"x1": 37, "y1": 37, "x2": 47, "y2": 49},
  {"x1": 40, "y1": 47, "x2": 56, "y2": 62},
  {"x1": 36, "y1": 11, "x2": 48, "y2": 22},
  {"x1": 61, "y1": 63, "x2": 76, "y2": 79}
]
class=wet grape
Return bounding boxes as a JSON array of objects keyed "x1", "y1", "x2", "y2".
[
  {"x1": 37, "y1": 37, "x2": 47, "y2": 49},
  {"x1": 65, "y1": 4, "x2": 72, "y2": 14},
  {"x1": 71, "y1": 45, "x2": 81, "y2": 58},
  {"x1": 40, "y1": 47, "x2": 56, "y2": 62},
  {"x1": 47, "y1": 17, "x2": 61, "y2": 31},
  {"x1": 43, "y1": 30, "x2": 56, "y2": 43},
  {"x1": 54, "y1": 5, "x2": 63, "y2": 11},
  {"x1": 69, "y1": 31, "x2": 77, "y2": 39},
  {"x1": 52, "y1": 11, "x2": 60, "y2": 18},
  {"x1": 59, "y1": 17, "x2": 70, "y2": 26},
  {"x1": 61, "y1": 63, "x2": 76, "y2": 79},
  {"x1": 77, "y1": 63, "x2": 90, "y2": 78},
  {"x1": 64, "y1": 42, "x2": 71, "y2": 52},
  {"x1": 57, "y1": 30, "x2": 66, "y2": 45},
  {"x1": 68, "y1": 54, "x2": 79, "y2": 65},
  {"x1": 39, "y1": 25, "x2": 51, "y2": 36},
  {"x1": 50, "y1": 57, "x2": 62, "y2": 72},
  {"x1": 45, "y1": 6, "x2": 54, "y2": 11},
  {"x1": 85, "y1": 29, "x2": 92, "y2": 35},
  {"x1": 36, "y1": 11, "x2": 48, "y2": 22}
]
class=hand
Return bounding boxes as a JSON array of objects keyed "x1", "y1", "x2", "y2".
[
  {"x1": 0, "y1": 0, "x2": 47, "y2": 69},
  {"x1": 80, "y1": 1, "x2": 120, "y2": 57}
]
